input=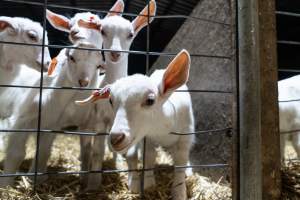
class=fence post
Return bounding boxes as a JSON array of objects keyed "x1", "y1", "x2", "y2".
[{"x1": 238, "y1": 0, "x2": 281, "y2": 199}]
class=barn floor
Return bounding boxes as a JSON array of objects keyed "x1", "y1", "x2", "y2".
[{"x1": 0, "y1": 135, "x2": 231, "y2": 200}]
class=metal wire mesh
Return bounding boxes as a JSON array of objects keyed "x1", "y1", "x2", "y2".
[
  {"x1": 0, "y1": 0, "x2": 236, "y2": 197},
  {"x1": 277, "y1": 9, "x2": 300, "y2": 162}
]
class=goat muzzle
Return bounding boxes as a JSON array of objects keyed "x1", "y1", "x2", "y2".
[
  {"x1": 110, "y1": 133, "x2": 129, "y2": 151},
  {"x1": 79, "y1": 79, "x2": 89, "y2": 87},
  {"x1": 110, "y1": 52, "x2": 121, "y2": 62}
]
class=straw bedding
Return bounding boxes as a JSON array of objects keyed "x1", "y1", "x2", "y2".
[
  {"x1": 0, "y1": 135, "x2": 231, "y2": 200},
  {"x1": 281, "y1": 141, "x2": 300, "y2": 200}
]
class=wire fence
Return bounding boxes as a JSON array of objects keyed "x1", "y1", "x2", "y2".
[
  {"x1": 0, "y1": 0, "x2": 236, "y2": 197},
  {"x1": 276, "y1": 9, "x2": 300, "y2": 162},
  {"x1": 277, "y1": 8, "x2": 300, "y2": 134}
]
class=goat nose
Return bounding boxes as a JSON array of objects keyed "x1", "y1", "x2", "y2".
[
  {"x1": 78, "y1": 79, "x2": 89, "y2": 87},
  {"x1": 70, "y1": 30, "x2": 79, "y2": 37},
  {"x1": 110, "y1": 52, "x2": 121, "y2": 61},
  {"x1": 110, "y1": 133, "x2": 126, "y2": 147}
]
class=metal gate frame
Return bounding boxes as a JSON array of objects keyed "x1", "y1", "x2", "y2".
[{"x1": 237, "y1": 0, "x2": 281, "y2": 199}]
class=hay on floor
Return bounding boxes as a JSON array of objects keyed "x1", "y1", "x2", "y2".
[
  {"x1": 282, "y1": 160, "x2": 300, "y2": 200},
  {"x1": 0, "y1": 135, "x2": 231, "y2": 200}
]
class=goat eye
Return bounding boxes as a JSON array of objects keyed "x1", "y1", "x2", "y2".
[
  {"x1": 109, "y1": 98, "x2": 113, "y2": 106},
  {"x1": 145, "y1": 97, "x2": 155, "y2": 106},
  {"x1": 69, "y1": 56, "x2": 76, "y2": 63},
  {"x1": 101, "y1": 29, "x2": 106, "y2": 36},
  {"x1": 128, "y1": 32, "x2": 134, "y2": 39},
  {"x1": 27, "y1": 31, "x2": 38, "y2": 42}
]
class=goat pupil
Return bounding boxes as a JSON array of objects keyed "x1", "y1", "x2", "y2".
[
  {"x1": 146, "y1": 98, "x2": 155, "y2": 106},
  {"x1": 70, "y1": 56, "x2": 75, "y2": 62},
  {"x1": 128, "y1": 33, "x2": 133, "y2": 39}
]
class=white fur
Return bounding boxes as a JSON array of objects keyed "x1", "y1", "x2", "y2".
[
  {"x1": 80, "y1": 2, "x2": 156, "y2": 190},
  {"x1": 0, "y1": 16, "x2": 51, "y2": 149},
  {"x1": 0, "y1": 16, "x2": 51, "y2": 114},
  {"x1": 47, "y1": 11, "x2": 103, "y2": 48},
  {"x1": 45, "y1": 1, "x2": 126, "y2": 189},
  {"x1": 46, "y1": 0, "x2": 126, "y2": 48},
  {"x1": 278, "y1": 75, "x2": 300, "y2": 159},
  {"x1": 89, "y1": 70, "x2": 195, "y2": 200},
  {"x1": 0, "y1": 42, "x2": 103, "y2": 187}
]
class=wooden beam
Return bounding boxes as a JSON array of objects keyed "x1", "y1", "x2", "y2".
[
  {"x1": 238, "y1": 0, "x2": 281, "y2": 199},
  {"x1": 258, "y1": 1, "x2": 281, "y2": 199}
]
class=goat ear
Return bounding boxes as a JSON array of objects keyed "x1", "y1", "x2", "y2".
[
  {"x1": 159, "y1": 49, "x2": 191, "y2": 95},
  {"x1": 47, "y1": 57, "x2": 58, "y2": 76},
  {"x1": 0, "y1": 17, "x2": 17, "y2": 35},
  {"x1": 75, "y1": 86, "x2": 111, "y2": 106},
  {"x1": 46, "y1": 9, "x2": 71, "y2": 32},
  {"x1": 131, "y1": 0, "x2": 156, "y2": 35},
  {"x1": 106, "y1": 0, "x2": 125, "y2": 17},
  {"x1": 48, "y1": 49, "x2": 67, "y2": 77}
]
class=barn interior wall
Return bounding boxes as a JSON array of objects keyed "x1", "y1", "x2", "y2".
[{"x1": 152, "y1": 0, "x2": 235, "y2": 182}]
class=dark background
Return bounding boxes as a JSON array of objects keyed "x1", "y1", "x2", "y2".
[
  {"x1": 276, "y1": 0, "x2": 300, "y2": 80},
  {"x1": 0, "y1": 0, "x2": 198, "y2": 75},
  {"x1": 0, "y1": 0, "x2": 299, "y2": 80}
]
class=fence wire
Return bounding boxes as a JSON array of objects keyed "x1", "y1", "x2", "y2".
[
  {"x1": 276, "y1": 11, "x2": 300, "y2": 137},
  {"x1": 0, "y1": 0, "x2": 235, "y2": 197}
]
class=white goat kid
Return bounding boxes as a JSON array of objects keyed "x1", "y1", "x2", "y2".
[
  {"x1": 0, "y1": 42, "x2": 103, "y2": 187},
  {"x1": 0, "y1": 17, "x2": 51, "y2": 79},
  {"x1": 77, "y1": 0, "x2": 156, "y2": 190},
  {"x1": 278, "y1": 76, "x2": 300, "y2": 159},
  {"x1": 0, "y1": 17, "x2": 51, "y2": 149},
  {"x1": 46, "y1": 0, "x2": 126, "y2": 190},
  {"x1": 46, "y1": 0, "x2": 125, "y2": 48},
  {"x1": 0, "y1": 16, "x2": 51, "y2": 114},
  {"x1": 77, "y1": 50, "x2": 194, "y2": 200}
]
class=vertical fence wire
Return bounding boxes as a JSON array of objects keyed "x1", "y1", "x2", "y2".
[
  {"x1": 234, "y1": 0, "x2": 240, "y2": 198},
  {"x1": 33, "y1": 0, "x2": 48, "y2": 192},
  {"x1": 140, "y1": 1, "x2": 151, "y2": 198}
]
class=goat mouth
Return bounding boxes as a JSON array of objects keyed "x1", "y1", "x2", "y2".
[
  {"x1": 109, "y1": 54, "x2": 123, "y2": 63},
  {"x1": 111, "y1": 138, "x2": 133, "y2": 153}
]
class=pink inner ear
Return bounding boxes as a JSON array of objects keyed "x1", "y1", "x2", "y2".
[
  {"x1": 107, "y1": 0, "x2": 124, "y2": 17},
  {"x1": 47, "y1": 57, "x2": 58, "y2": 76},
  {"x1": 78, "y1": 19, "x2": 101, "y2": 31},
  {"x1": 47, "y1": 12, "x2": 70, "y2": 30},
  {"x1": 162, "y1": 50, "x2": 190, "y2": 94},
  {"x1": 0, "y1": 21, "x2": 9, "y2": 31},
  {"x1": 132, "y1": 0, "x2": 156, "y2": 33}
]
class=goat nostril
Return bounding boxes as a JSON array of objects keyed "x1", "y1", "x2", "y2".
[
  {"x1": 111, "y1": 52, "x2": 120, "y2": 60},
  {"x1": 70, "y1": 30, "x2": 79, "y2": 36},
  {"x1": 110, "y1": 133, "x2": 125, "y2": 146},
  {"x1": 79, "y1": 79, "x2": 89, "y2": 87}
]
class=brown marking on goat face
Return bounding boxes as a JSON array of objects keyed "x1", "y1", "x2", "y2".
[{"x1": 78, "y1": 19, "x2": 101, "y2": 31}]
